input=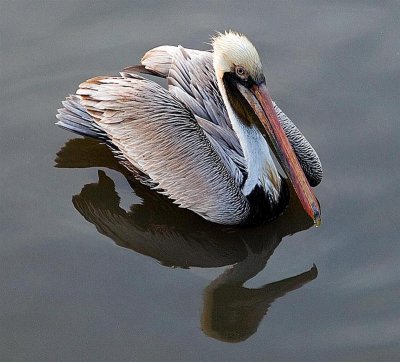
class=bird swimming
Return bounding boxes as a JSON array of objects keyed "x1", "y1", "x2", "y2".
[{"x1": 56, "y1": 31, "x2": 322, "y2": 226}]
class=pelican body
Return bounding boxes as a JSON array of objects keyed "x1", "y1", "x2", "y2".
[{"x1": 56, "y1": 31, "x2": 322, "y2": 226}]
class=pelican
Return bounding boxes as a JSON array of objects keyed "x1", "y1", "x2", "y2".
[{"x1": 56, "y1": 31, "x2": 322, "y2": 226}]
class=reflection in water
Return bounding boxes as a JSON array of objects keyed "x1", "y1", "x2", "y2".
[
  {"x1": 203, "y1": 265, "x2": 317, "y2": 343},
  {"x1": 56, "y1": 138, "x2": 318, "y2": 343}
]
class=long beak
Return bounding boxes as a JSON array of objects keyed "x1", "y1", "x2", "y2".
[{"x1": 238, "y1": 81, "x2": 321, "y2": 225}]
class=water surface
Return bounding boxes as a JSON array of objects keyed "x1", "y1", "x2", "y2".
[{"x1": 1, "y1": 1, "x2": 399, "y2": 361}]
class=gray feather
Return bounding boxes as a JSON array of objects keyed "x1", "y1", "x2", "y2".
[
  {"x1": 75, "y1": 75, "x2": 250, "y2": 225},
  {"x1": 131, "y1": 45, "x2": 323, "y2": 186},
  {"x1": 273, "y1": 103, "x2": 323, "y2": 186}
]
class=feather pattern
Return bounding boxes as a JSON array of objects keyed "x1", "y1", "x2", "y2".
[
  {"x1": 73, "y1": 75, "x2": 249, "y2": 225},
  {"x1": 130, "y1": 45, "x2": 322, "y2": 186},
  {"x1": 273, "y1": 103, "x2": 323, "y2": 186},
  {"x1": 57, "y1": 35, "x2": 322, "y2": 225}
]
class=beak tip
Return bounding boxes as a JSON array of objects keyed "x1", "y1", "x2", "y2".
[{"x1": 312, "y1": 202, "x2": 321, "y2": 227}]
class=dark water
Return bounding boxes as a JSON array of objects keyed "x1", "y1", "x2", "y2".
[{"x1": 1, "y1": 1, "x2": 399, "y2": 361}]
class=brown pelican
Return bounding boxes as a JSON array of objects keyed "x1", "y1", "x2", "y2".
[{"x1": 56, "y1": 31, "x2": 322, "y2": 226}]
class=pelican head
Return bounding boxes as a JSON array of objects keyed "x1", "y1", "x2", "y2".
[
  {"x1": 212, "y1": 31, "x2": 321, "y2": 225},
  {"x1": 212, "y1": 31, "x2": 264, "y2": 84}
]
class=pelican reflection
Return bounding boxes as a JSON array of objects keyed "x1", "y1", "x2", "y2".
[{"x1": 56, "y1": 137, "x2": 318, "y2": 342}]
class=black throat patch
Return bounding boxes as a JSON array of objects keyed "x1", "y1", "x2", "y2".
[{"x1": 243, "y1": 178, "x2": 290, "y2": 226}]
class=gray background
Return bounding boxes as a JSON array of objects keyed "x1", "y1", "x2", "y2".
[{"x1": 1, "y1": 1, "x2": 399, "y2": 361}]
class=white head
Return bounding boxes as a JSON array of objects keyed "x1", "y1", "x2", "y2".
[{"x1": 212, "y1": 31, "x2": 264, "y2": 84}]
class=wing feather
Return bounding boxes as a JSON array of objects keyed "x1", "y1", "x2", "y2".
[
  {"x1": 76, "y1": 74, "x2": 249, "y2": 225},
  {"x1": 130, "y1": 45, "x2": 323, "y2": 186}
]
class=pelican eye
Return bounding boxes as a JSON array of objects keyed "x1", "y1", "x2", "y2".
[{"x1": 235, "y1": 66, "x2": 248, "y2": 79}]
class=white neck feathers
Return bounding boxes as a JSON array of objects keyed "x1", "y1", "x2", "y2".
[{"x1": 216, "y1": 77, "x2": 281, "y2": 200}]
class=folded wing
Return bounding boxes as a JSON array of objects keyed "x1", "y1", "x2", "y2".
[
  {"x1": 75, "y1": 74, "x2": 249, "y2": 225},
  {"x1": 125, "y1": 45, "x2": 322, "y2": 186}
]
